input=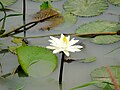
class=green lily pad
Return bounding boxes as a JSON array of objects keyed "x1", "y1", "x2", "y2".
[
  {"x1": 0, "y1": 0, "x2": 17, "y2": 8},
  {"x1": 93, "y1": 35, "x2": 120, "y2": 44},
  {"x1": 16, "y1": 46, "x2": 58, "y2": 77},
  {"x1": 63, "y1": 0, "x2": 108, "y2": 17},
  {"x1": 31, "y1": 0, "x2": 59, "y2": 2},
  {"x1": 108, "y1": 0, "x2": 120, "y2": 6},
  {"x1": 91, "y1": 66, "x2": 120, "y2": 89},
  {"x1": 76, "y1": 20, "x2": 120, "y2": 44}
]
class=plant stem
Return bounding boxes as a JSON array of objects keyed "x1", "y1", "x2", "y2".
[
  {"x1": 105, "y1": 66, "x2": 120, "y2": 90},
  {"x1": 23, "y1": 0, "x2": 26, "y2": 37},
  {"x1": 59, "y1": 52, "x2": 65, "y2": 84},
  {"x1": 0, "y1": 2, "x2": 7, "y2": 30},
  {"x1": 0, "y1": 13, "x2": 58, "y2": 37},
  {"x1": 11, "y1": 32, "x2": 118, "y2": 39}
]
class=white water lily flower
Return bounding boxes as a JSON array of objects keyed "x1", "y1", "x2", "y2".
[{"x1": 46, "y1": 34, "x2": 83, "y2": 57}]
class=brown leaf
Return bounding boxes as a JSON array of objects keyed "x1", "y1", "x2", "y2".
[{"x1": 32, "y1": 8, "x2": 64, "y2": 30}]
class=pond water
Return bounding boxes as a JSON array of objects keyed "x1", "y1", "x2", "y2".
[{"x1": 0, "y1": 0, "x2": 120, "y2": 90}]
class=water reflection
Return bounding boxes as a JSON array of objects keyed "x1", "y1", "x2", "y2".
[{"x1": 59, "y1": 84, "x2": 63, "y2": 90}]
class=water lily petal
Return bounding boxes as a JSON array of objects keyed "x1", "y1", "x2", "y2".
[
  {"x1": 71, "y1": 45, "x2": 83, "y2": 49},
  {"x1": 50, "y1": 36, "x2": 60, "y2": 43},
  {"x1": 67, "y1": 47, "x2": 81, "y2": 52},
  {"x1": 63, "y1": 50, "x2": 70, "y2": 56},
  {"x1": 48, "y1": 40, "x2": 56, "y2": 44},
  {"x1": 53, "y1": 49, "x2": 62, "y2": 54},
  {"x1": 47, "y1": 34, "x2": 83, "y2": 57},
  {"x1": 46, "y1": 46, "x2": 56, "y2": 49},
  {"x1": 69, "y1": 38, "x2": 79, "y2": 46},
  {"x1": 66, "y1": 35, "x2": 70, "y2": 41},
  {"x1": 60, "y1": 34, "x2": 65, "y2": 41}
]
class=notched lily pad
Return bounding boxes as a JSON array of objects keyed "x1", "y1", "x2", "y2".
[
  {"x1": 91, "y1": 66, "x2": 120, "y2": 89},
  {"x1": 0, "y1": 0, "x2": 17, "y2": 8},
  {"x1": 16, "y1": 46, "x2": 58, "y2": 77},
  {"x1": 108, "y1": 0, "x2": 120, "y2": 6},
  {"x1": 76, "y1": 20, "x2": 120, "y2": 44},
  {"x1": 63, "y1": 0, "x2": 108, "y2": 17},
  {"x1": 32, "y1": 8, "x2": 64, "y2": 30}
]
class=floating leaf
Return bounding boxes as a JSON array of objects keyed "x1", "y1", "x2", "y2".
[
  {"x1": 16, "y1": 46, "x2": 58, "y2": 77},
  {"x1": 80, "y1": 57, "x2": 96, "y2": 63},
  {"x1": 32, "y1": 8, "x2": 64, "y2": 30},
  {"x1": 0, "y1": 0, "x2": 17, "y2": 8},
  {"x1": 76, "y1": 20, "x2": 120, "y2": 44},
  {"x1": 63, "y1": 0, "x2": 108, "y2": 17},
  {"x1": 90, "y1": 66, "x2": 120, "y2": 89},
  {"x1": 55, "y1": 12, "x2": 77, "y2": 30},
  {"x1": 108, "y1": 0, "x2": 120, "y2": 6},
  {"x1": 32, "y1": 0, "x2": 59, "y2": 2},
  {"x1": 93, "y1": 35, "x2": 120, "y2": 44}
]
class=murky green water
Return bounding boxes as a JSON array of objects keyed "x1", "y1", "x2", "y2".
[{"x1": 0, "y1": 0, "x2": 120, "y2": 90}]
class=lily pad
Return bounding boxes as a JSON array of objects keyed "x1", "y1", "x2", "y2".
[
  {"x1": 55, "y1": 12, "x2": 77, "y2": 30},
  {"x1": 93, "y1": 35, "x2": 120, "y2": 44},
  {"x1": 16, "y1": 46, "x2": 58, "y2": 77},
  {"x1": 90, "y1": 66, "x2": 120, "y2": 89},
  {"x1": 63, "y1": 0, "x2": 108, "y2": 17},
  {"x1": 0, "y1": 0, "x2": 17, "y2": 8},
  {"x1": 31, "y1": 0, "x2": 59, "y2": 2},
  {"x1": 108, "y1": 0, "x2": 120, "y2": 6},
  {"x1": 76, "y1": 20, "x2": 120, "y2": 44}
]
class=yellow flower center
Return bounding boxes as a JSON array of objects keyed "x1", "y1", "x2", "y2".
[{"x1": 63, "y1": 36, "x2": 68, "y2": 43}]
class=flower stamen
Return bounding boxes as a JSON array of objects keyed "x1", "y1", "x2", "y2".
[{"x1": 63, "y1": 36, "x2": 68, "y2": 44}]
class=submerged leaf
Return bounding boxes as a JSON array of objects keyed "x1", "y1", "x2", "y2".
[
  {"x1": 103, "y1": 84, "x2": 113, "y2": 90},
  {"x1": 63, "y1": 0, "x2": 108, "y2": 17},
  {"x1": 16, "y1": 46, "x2": 58, "y2": 77},
  {"x1": 0, "y1": 0, "x2": 17, "y2": 8},
  {"x1": 91, "y1": 66, "x2": 120, "y2": 89},
  {"x1": 55, "y1": 12, "x2": 77, "y2": 30},
  {"x1": 70, "y1": 81, "x2": 99, "y2": 90},
  {"x1": 80, "y1": 57, "x2": 96, "y2": 63},
  {"x1": 108, "y1": 0, "x2": 120, "y2": 6},
  {"x1": 32, "y1": 8, "x2": 64, "y2": 30},
  {"x1": 76, "y1": 20, "x2": 120, "y2": 44}
]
